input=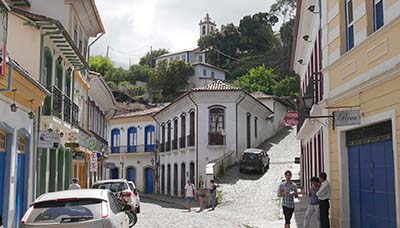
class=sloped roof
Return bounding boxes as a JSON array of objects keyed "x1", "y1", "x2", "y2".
[
  {"x1": 112, "y1": 103, "x2": 164, "y2": 119},
  {"x1": 193, "y1": 80, "x2": 240, "y2": 91}
]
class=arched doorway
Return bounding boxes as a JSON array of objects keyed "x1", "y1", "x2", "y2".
[
  {"x1": 110, "y1": 167, "x2": 119, "y2": 179},
  {"x1": 173, "y1": 163, "x2": 178, "y2": 196},
  {"x1": 144, "y1": 167, "x2": 154, "y2": 194},
  {"x1": 126, "y1": 167, "x2": 136, "y2": 182},
  {"x1": 181, "y1": 163, "x2": 186, "y2": 196},
  {"x1": 15, "y1": 135, "x2": 28, "y2": 227},
  {"x1": 189, "y1": 162, "x2": 195, "y2": 184},
  {"x1": 161, "y1": 165, "x2": 165, "y2": 194},
  {"x1": 167, "y1": 164, "x2": 171, "y2": 195},
  {"x1": 111, "y1": 128, "x2": 120, "y2": 153}
]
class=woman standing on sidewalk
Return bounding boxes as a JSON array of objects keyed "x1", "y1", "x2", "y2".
[{"x1": 197, "y1": 180, "x2": 207, "y2": 212}]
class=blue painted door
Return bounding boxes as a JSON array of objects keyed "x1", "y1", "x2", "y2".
[
  {"x1": 127, "y1": 127, "x2": 137, "y2": 153},
  {"x1": 111, "y1": 168, "x2": 119, "y2": 179},
  {"x1": 127, "y1": 167, "x2": 136, "y2": 182},
  {"x1": 348, "y1": 140, "x2": 396, "y2": 228},
  {"x1": 111, "y1": 129, "x2": 120, "y2": 153},
  {"x1": 145, "y1": 168, "x2": 154, "y2": 194},
  {"x1": 145, "y1": 126, "x2": 155, "y2": 152},
  {"x1": 15, "y1": 153, "x2": 25, "y2": 228},
  {"x1": 0, "y1": 151, "x2": 5, "y2": 218}
]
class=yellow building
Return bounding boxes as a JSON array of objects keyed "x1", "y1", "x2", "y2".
[{"x1": 307, "y1": 0, "x2": 400, "y2": 227}]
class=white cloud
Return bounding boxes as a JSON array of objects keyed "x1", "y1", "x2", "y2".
[{"x1": 91, "y1": 0, "x2": 277, "y2": 68}]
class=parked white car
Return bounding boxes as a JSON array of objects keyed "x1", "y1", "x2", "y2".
[
  {"x1": 127, "y1": 181, "x2": 141, "y2": 213},
  {"x1": 93, "y1": 179, "x2": 140, "y2": 214},
  {"x1": 20, "y1": 189, "x2": 130, "y2": 228}
]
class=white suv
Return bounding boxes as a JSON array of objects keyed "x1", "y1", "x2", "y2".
[{"x1": 93, "y1": 179, "x2": 140, "y2": 214}]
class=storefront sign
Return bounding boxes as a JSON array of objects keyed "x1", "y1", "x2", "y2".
[
  {"x1": 86, "y1": 137, "x2": 97, "y2": 150},
  {"x1": 38, "y1": 132, "x2": 60, "y2": 149},
  {"x1": 90, "y1": 153, "x2": 98, "y2": 172},
  {"x1": 284, "y1": 111, "x2": 299, "y2": 126},
  {"x1": 72, "y1": 152, "x2": 85, "y2": 160},
  {"x1": 334, "y1": 110, "x2": 361, "y2": 127}
]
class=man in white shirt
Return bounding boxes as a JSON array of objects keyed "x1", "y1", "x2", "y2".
[
  {"x1": 316, "y1": 172, "x2": 331, "y2": 228},
  {"x1": 184, "y1": 179, "x2": 195, "y2": 212},
  {"x1": 69, "y1": 178, "x2": 81, "y2": 190}
]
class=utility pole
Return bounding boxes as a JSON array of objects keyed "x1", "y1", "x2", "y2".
[{"x1": 106, "y1": 45, "x2": 109, "y2": 57}]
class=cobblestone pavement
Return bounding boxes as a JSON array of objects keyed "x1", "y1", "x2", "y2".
[{"x1": 135, "y1": 128, "x2": 319, "y2": 228}]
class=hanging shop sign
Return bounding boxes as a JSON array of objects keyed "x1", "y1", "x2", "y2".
[
  {"x1": 284, "y1": 111, "x2": 299, "y2": 126},
  {"x1": 38, "y1": 132, "x2": 60, "y2": 149},
  {"x1": 90, "y1": 152, "x2": 98, "y2": 172},
  {"x1": 86, "y1": 137, "x2": 97, "y2": 150},
  {"x1": 333, "y1": 110, "x2": 361, "y2": 127}
]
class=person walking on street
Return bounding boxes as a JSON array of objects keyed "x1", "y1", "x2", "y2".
[
  {"x1": 278, "y1": 170, "x2": 298, "y2": 228},
  {"x1": 303, "y1": 176, "x2": 321, "y2": 228},
  {"x1": 208, "y1": 179, "x2": 218, "y2": 211},
  {"x1": 69, "y1": 178, "x2": 81, "y2": 190},
  {"x1": 184, "y1": 179, "x2": 195, "y2": 212},
  {"x1": 316, "y1": 172, "x2": 331, "y2": 228},
  {"x1": 197, "y1": 180, "x2": 207, "y2": 212}
]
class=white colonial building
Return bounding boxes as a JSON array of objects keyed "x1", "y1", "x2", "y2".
[
  {"x1": 153, "y1": 81, "x2": 274, "y2": 197},
  {"x1": 107, "y1": 107, "x2": 160, "y2": 194},
  {"x1": 155, "y1": 14, "x2": 226, "y2": 89}
]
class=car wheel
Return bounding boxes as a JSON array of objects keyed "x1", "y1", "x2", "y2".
[
  {"x1": 136, "y1": 206, "x2": 140, "y2": 214},
  {"x1": 260, "y1": 165, "x2": 265, "y2": 174},
  {"x1": 266, "y1": 163, "x2": 270, "y2": 170},
  {"x1": 129, "y1": 212, "x2": 137, "y2": 227}
]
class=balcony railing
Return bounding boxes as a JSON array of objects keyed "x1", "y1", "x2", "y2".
[
  {"x1": 172, "y1": 139, "x2": 177, "y2": 150},
  {"x1": 179, "y1": 137, "x2": 186, "y2": 148},
  {"x1": 63, "y1": 95, "x2": 71, "y2": 124},
  {"x1": 43, "y1": 86, "x2": 62, "y2": 119},
  {"x1": 72, "y1": 103, "x2": 79, "y2": 127},
  {"x1": 166, "y1": 141, "x2": 171, "y2": 152},
  {"x1": 187, "y1": 134, "x2": 195, "y2": 147},
  {"x1": 208, "y1": 132, "x2": 225, "y2": 145},
  {"x1": 159, "y1": 142, "x2": 165, "y2": 152},
  {"x1": 109, "y1": 145, "x2": 156, "y2": 154}
]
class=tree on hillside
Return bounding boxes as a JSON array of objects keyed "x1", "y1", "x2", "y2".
[
  {"x1": 128, "y1": 64, "x2": 152, "y2": 83},
  {"x1": 139, "y1": 48, "x2": 169, "y2": 67},
  {"x1": 89, "y1": 55, "x2": 114, "y2": 76},
  {"x1": 273, "y1": 73, "x2": 299, "y2": 97},
  {"x1": 104, "y1": 67, "x2": 128, "y2": 85},
  {"x1": 148, "y1": 60, "x2": 194, "y2": 102},
  {"x1": 233, "y1": 66, "x2": 278, "y2": 95},
  {"x1": 269, "y1": 0, "x2": 296, "y2": 22}
]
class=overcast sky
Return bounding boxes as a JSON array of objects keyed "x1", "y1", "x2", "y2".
[{"x1": 90, "y1": 0, "x2": 277, "y2": 68}]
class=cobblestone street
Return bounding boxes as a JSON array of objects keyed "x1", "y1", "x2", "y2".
[{"x1": 135, "y1": 128, "x2": 319, "y2": 228}]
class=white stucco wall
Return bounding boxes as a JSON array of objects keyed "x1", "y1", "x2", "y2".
[
  {"x1": 7, "y1": 14, "x2": 41, "y2": 81},
  {"x1": 108, "y1": 120, "x2": 156, "y2": 148},
  {"x1": 189, "y1": 64, "x2": 226, "y2": 88},
  {"x1": 0, "y1": 94, "x2": 35, "y2": 228},
  {"x1": 258, "y1": 98, "x2": 289, "y2": 133}
]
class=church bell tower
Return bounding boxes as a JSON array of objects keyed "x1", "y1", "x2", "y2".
[{"x1": 199, "y1": 13, "x2": 216, "y2": 38}]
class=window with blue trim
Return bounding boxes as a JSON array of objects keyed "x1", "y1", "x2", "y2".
[
  {"x1": 345, "y1": 0, "x2": 354, "y2": 51},
  {"x1": 374, "y1": 0, "x2": 384, "y2": 31}
]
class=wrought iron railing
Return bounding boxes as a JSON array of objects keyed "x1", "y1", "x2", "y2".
[
  {"x1": 166, "y1": 141, "x2": 171, "y2": 152},
  {"x1": 179, "y1": 137, "x2": 186, "y2": 148},
  {"x1": 187, "y1": 134, "x2": 195, "y2": 147},
  {"x1": 42, "y1": 86, "x2": 63, "y2": 119},
  {"x1": 109, "y1": 145, "x2": 156, "y2": 154},
  {"x1": 208, "y1": 132, "x2": 225, "y2": 145},
  {"x1": 63, "y1": 95, "x2": 71, "y2": 124},
  {"x1": 72, "y1": 103, "x2": 79, "y2": 127}
]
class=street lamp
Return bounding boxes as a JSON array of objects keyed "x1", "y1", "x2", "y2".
[{"x1": 302, "y1": 94, "x2": 314, "y2": 113}]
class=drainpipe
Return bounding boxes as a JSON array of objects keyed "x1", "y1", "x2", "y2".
[
  {"x1": 0, "y1": 60, "x2": 12, "y2": 92},
  {"x1": 235, "y1": 92, "x2": 246, "y2": 159},
  {"x1": 88, "y1": 33, "x2": 104, "y2": 60},
  {"x1": 153, "y1": 116, "x2": 162, "y2": 194},
  {"x1": 187, "y1": 93, "x2": 199, "y2": 184}
]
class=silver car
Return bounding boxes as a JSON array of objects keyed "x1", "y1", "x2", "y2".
[{"x1": 20, "y1": 189, "x2": 130, "y2": 228}]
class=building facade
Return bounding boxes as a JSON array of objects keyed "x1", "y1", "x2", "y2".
[
  {"x1": 0, "y1": 2, "x2": 49, "y2": 227},
  {"x1": 153, "y1": 81, "x2": 274, "y2": 197},
  {"x1": 291, "y1": 0, "x2": 327, "y2": 194},
  {"x1": 294, "y1": 0, "x2": 400, "y2": 227},
  {"x1": 6, "y1": 0, "x2": 105, "y2": 195},
  {"x1": 107, "y1": 108, "x2": 159, "y2": 193}
]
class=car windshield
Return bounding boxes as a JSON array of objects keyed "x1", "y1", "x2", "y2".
[
  {"x1": 128, "y1": 183, "x2": 135, "y2": 191},
  {"x1": 26, "y1": 198, "x2": 102, "y2": 224},
  {"x1": 93, "y1": 182, "x2": 128, "y2": 192},
  {"x1": 243, "y1": 153, "x2": 259, "y2": 160}
]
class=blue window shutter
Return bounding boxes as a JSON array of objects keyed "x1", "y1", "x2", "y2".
[
  {"x1": 375, "y1": 1, "x2": 384, "y2": 30},
  {"x1": 348, "y1": 25, "x2": 354, "y2": 51}
]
